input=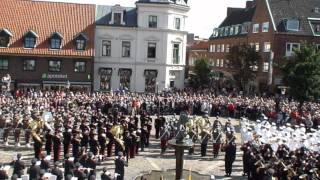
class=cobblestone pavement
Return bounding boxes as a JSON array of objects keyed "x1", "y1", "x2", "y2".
[{"x1": 0, "y1": 117, "x2": 245, "y2": 180}]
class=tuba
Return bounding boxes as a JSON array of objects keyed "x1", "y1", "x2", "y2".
[
  {"x1": 29, "y1": 119, "x2": 44, "y2": 143},
  {"x1": 110, "y1": 125, "x2": 125, "y2": 150}
]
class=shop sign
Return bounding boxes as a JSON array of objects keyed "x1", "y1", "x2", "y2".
[{"x1": 42, "y1": 73, "x2": 68, "y2": 79}]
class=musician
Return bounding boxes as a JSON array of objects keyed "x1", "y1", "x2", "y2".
[
  {"x1": 98, "y1": 132, "x2": 108, "y2": 158},
  {"x1": 11, "y1": 153, "x2": 25, "y2": 178},
  {"x1": 154, "y1": 115, "x2": 161, "y2": 139},
  {"x1": 27, "y1": 158, "x2": 41, "y2": 180},
  {"x1": 71, "y1": 129, "x2": 81, "y2": 160},
  {"x1": 33, "y1": 132, "x2": 43, "y2": 160},
  {"x1": 106, "y1": 126, "x2": 114, "y2": 157},
  {"x1": 89, "y1": 132, "x2": 100, "y2": 156},
  {"x1": 13, "y1": 114, "x2": 22, "y2": 147},
  {"x1": 51, "y1": 161, "x2": 63, "y2": 180},
  {"x1": 22, "y1": 116, "x2": 31, "y2": 148},
  {"x1": 160, "y1": 126, "x2": 170, "y2": 154},
  {"x1": 212, "y1": 128, "x2": 223, "y2": 158},
  {"x1": 224, "y1": 131, "x2": 236, "y2": 177},
  {"x1": 188, "y1": 127, "x2": 197, "y2": 155},
  {"x1": 200, "y1": 130, "x2": 210, "y2": 157},
  {"x1": 140, "y1": 125, "x2": 148, "y2": 152},
  {"x1": 63, "y1": 126, "x2": 72, "y2": 157},
  {"x1": 64, "y1": 154, "x2": 75, "y2": 179},
  {"x1": 146, "y1": 116, "x2": 152, "y2": 147},
  {"x1": 2, "y1": 119, "x2": 10, "y2": 146},
  {"x1": 44, "y1": 129, "x2": 53, "y2": 156},
  {"x1": 53, "y1": 129, "x2": 62, "y2": 162},
  {"x1": 115, "y1": 152, "x2": 128, "y2": 180},
  {"x1": 0, "y1": 164, "x2": 9, "y2": 179},
  {"x1": 129, "y1": 130, "x2": 137, "y2": 158},
  {"x1": 124, "y1": 130, "x2": 132, "y2": 162}
]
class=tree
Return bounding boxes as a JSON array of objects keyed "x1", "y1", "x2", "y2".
[
  {"x1": 189, "y1": 58, "x2": 212, "y2": 89},
  {"x1": 226, "y1": 44, "x2": 261, "y2": 93},
  {"x1": 282, "y1": 43, "x2": 320, "y2": 112}
]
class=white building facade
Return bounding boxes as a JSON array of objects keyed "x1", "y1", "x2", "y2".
[{"x1": 94, "y1": 0, "x2": 190, "y2": 92}]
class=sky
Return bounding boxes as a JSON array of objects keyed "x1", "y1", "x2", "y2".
[{"x1": 39, "y1": 0, "x2": 248, "y2": 38}]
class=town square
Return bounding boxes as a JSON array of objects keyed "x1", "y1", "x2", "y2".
[{"x1": 0, "y1": 0, "x2": 320, "y2": 179}]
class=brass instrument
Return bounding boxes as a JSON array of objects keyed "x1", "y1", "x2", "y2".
[
  {"x1": 298, "y1": 174, "x2": 308, "y2": 180},
  {"x1": 110, "y1": 125, "x2": 125, "y2": 150},
  {"x1": 29, "y1": 119, "x2": 45, "y2": 143}
]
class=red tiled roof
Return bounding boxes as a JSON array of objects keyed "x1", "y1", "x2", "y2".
[
  {"x1": 189, "y1": 41, "x2": 209, "y2": 50},
  {"x1": 0, "y1": 0, "x2": 95, "y2": 57}
]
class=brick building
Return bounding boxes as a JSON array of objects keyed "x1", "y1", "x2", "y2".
[
  {"x1": 0, "y1": 0, "x2": 95, "y2": 91},
  {"x1": 187, "y1": 0, "x2": 320, "y2": 92}
]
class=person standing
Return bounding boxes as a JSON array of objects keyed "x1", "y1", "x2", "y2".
[
  {"x1": 114, "y1": 152, "x2": 128, "y2": 180},
  {"x1": 44, "y1": 129, "x2": 53, "y2": 156},
  {"x1": 53, "y1": 130, "x2": 62, "y2": 162},
  {"x1": 64, "y1": 154, "x2": 75, "y2": 179},
  {"x1": 154, "y1": 115, "x2": 161, "y2": 139},
  {"x1": 63, "y1": 127, "x2": 72, "y2": 157},
  {"x1": 200, "y1": 130, "x2": 210, "y2": 157},
  {"x1": 11, "y1": 153, "x2": 25, "y2": 178},
  {"x1": 27, "y1": 158, "x2": 41, "y2": 180},
  {"x1": 224, "y1": 132, "x2": 236, "y2": 177}
]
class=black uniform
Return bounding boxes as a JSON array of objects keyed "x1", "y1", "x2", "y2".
[
  {"x1": 11, "y1": 159, "x2": 25, "y2": 178},
  {"x1": 225, "y1": 142, "x2": 236, "y2": 176},
  {"x1": 115, "y1": 157, "x2": 128, "y2": 180},
  {"x1": 154, "y1": 117, "x2": 161, "y2": 139},
  {"x1": 63, "y1": 130, "x2": 72, "y2": 157},
  {"x1": 27, "y1": 164, "x2": 41, "y2": 180},
  {"x1": 45, "y1": 132, "x2": 53, "y2": 155}
]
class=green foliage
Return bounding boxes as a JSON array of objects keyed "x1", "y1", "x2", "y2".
[
  {"x1": 226, "y1": 44, "x2": 261, "y2": 92},
  {"x1": 189, "y1": 58, "x2": 212, "y2": 88},
  {"x1": 282, "y1": 43, "x2": 320, "y2": 108}
]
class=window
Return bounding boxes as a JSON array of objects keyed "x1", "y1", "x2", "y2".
[
  {"x1": 24, "y1": 37, "x2": 36, "y2": 48},
  {"x1": 23, "y1": 59, "x2": 35, "y2": 71},
  {"x1": 0, "y1": 36, "x2": 8, "y2": 47},
  {"x1": 76, "y1": 39, "x2": 86, "y2": 50},
  {"x1": 286, "y1": 43, "x2": 300, "y2": 56},
  {"x1": 235, "y1": 26, "x2": 239, "y2": 34},
  {"x1": 242, "y1": 23, "x2": 250, "y2": 33},
  {"x1": 225, "y1": 60, "x2": 229, "y2": 68},
  {"x1": 230, "y1": 27, "x2": 234, "y2": 35},
  {"x1": 173, "y1": 43, "x2": 180, "y2": 64},
  {"x1": 102, "y1": 40, "x2": 111, "y2": 56},
  {"x1": 114, "y1": 13, "x2": 122, "y2": 25},
  {"x1": 211, "y1": 44, "x2": 216, "y2": 52},
  {"x1": 221, "y1": 44, "x2": 225, "y2": 52},
  {"x1": 262, "y1": 22, "x2": 269, "y2": 32},
  {"x1": 210, "y1": 59, "x2": 215, "y2": 66},
  {"x1": 216, "y1": 59, "x2": 220, "y2": 67},
  {"x1": 149, "y1": 15, "x2": 157, "y2": 28},
  {"x1": 217, "y1": 44, "x2": 221, "y2": 52},
  {"x1": 220, "y1": 59, "x2": 224, "y2": 67},
  {"x1": 0, "y1": 59, "x2": 8, "y2": 70},
  {"x1": 224, "y1": 27, "x2": 229, "y2": 36},
  {"x1": 317, "y1": 44, "x2": 320, "y2": 51},
  {"x1": 286, "y1": 19, "x2": 300, "y2": 31},
  {"x1": 263, "y1": 62, "x2": 269, "y2": 72},
  {"x1": 255, "y1": 43, "x2": 260, "y2": 52},
  {"x1": 264, "y1": 42, "x2": 271, "y2": 52},
  {"x1": 122, "y1": 41, "x2": 131, "y2": 57},
  {"x1": 147, "y1": 42, "x2": 156, "y2": 58},
  {"x1": 74, "y1": 61, "x2": 86, "y2": 72},
  {"x1": 253, "y1": 23, "x2": 259, "y2": 33},
  {"x1": 175, "y1": 18, "x2": 181, "y2": 30},
  {"x1": 50, "y1": 38, "x2": 61, "y2": 49},
  {"x1": 49, "y1": 60, "x2": 61, "y2": 72},
  {"x1": 226, "y1": 44, "x2": 230, "y2": 52}
]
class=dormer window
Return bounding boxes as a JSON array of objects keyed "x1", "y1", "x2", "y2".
[
  {"x1": 285, "y1": 19, "x2": 300, "y2": 31},
  {"x1": 74, "y1": 33, "x2": 88, "y2": 51},
  {"x1": 0, "y1": 28, "x2": 13, "y2": 48},
  {"x1": 114, "y1": 13, "x2": 122, "y2": 25},
  {"x1": 24, "y1": 30, "x2": 38, "y2": 49},
  {"x1": 110, "y1": 5, "x2": 125, "y2": 26},
  {"x1": 50, "y1": 32, "x2": 63, "y2": 50}
]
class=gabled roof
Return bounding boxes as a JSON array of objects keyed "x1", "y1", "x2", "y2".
[
  {"x1": 24, "y1": 30, "x2": 39, "y2": 38},
  {"x1": 74, "y1": 33, "x2": 89, "y2": 41},
  {"x1": 219, "y1": 7, "x2": 256, "y2": 27},
  {"x1": 51, "y1": 32, "x2": 64, "y2": 39},
  {"x1": 189, "y1": 41, "x2": 209, "y2": 51},
  {"x1": 267, "y1": 0, "x2": 320, "y2": 35},
  {"x1": 0, "y1": 28, "x2": 13, "y2": 37},
  {"x1": 0, "y1": 0, "x2": 95, "y2": 57},
  {"x1": 95, "y1": 5, "x2": 137, "y2": 27}
]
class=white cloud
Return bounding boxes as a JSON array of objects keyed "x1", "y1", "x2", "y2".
[{"x1": 37, "y1": 0, "x2": 248, "y2": 38}]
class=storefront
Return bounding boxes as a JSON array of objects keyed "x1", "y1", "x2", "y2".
[
  {"x1": 99, "y1": 68, "x2": 112, "y2": 91},
  {"x1": 118, "y1": 68, "x2": 132, "y2": 91},
  {"x1": 144, "y1": 69, "x2": 158, "y2": 93}
]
